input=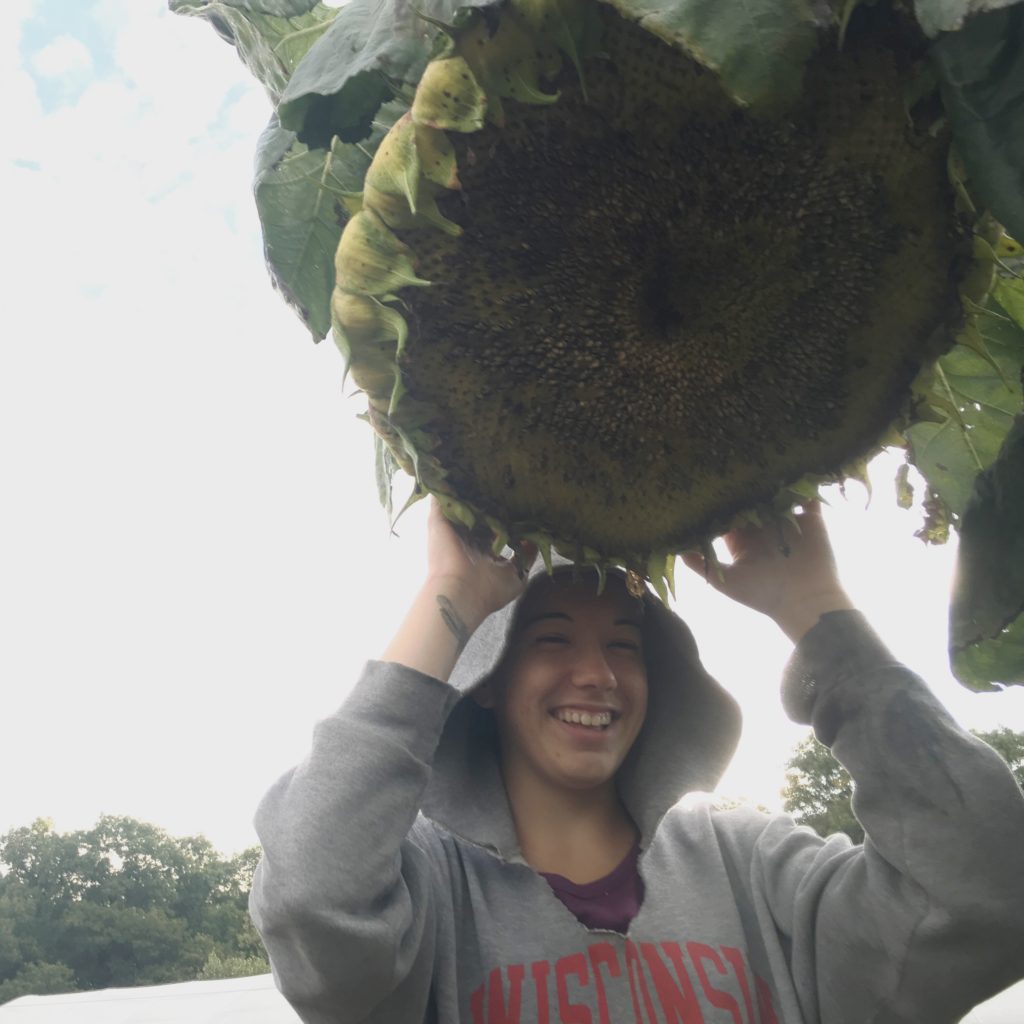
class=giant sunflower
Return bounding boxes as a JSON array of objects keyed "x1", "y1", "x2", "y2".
[{"x1": 174, "y1": 0, "x2": 1024, "y2": 683}]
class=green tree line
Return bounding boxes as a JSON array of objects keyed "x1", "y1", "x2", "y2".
[
  {"x1": 0, "y1": 816, "x2": 268, "y2": 1005},
  {"x1": 783, "y1": 726, "x2": 1024, "y2": 843}
]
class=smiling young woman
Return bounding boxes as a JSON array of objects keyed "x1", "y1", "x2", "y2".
[{"x1": 249, "y1": 499, "x2": 1024, "y2": 1024}]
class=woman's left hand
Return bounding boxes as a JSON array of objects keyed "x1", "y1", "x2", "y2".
[{"x1": 681, "y1": 502, "x2": 856, "y2": 642}]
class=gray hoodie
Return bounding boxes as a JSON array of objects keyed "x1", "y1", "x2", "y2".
[{"x1": 250, "y1": 568, "x2": 1024, "y2": 1024}]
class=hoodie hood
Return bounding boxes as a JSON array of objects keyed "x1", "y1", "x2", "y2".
[{"x1": 421, "y1": 559, "x2": 743, "y2": 862}]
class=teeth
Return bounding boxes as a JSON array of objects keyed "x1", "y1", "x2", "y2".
[{"x1": 556, "y1": 709, "x2": 612, "y2": 728}]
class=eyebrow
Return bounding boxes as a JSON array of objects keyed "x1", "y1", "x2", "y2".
[{"x1": 522, "y1": 612, "x2": 644, "y2": 630}]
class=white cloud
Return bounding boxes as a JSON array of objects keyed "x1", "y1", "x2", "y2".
[
  {"x1": 31, "y1": 33, "x2": 95, "y2": 78},
  {"x1": 0, "y1": 6, "x2": 42, "y2": 154}
]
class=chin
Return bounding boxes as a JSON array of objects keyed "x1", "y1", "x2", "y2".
[{"x1": 554, "y1": 762, "x2": 621, "y2": 792}]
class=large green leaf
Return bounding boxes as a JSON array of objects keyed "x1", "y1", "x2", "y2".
[
  {"x1": 914, "y1": 0, "x2": 1021, "y2": 36},
  {"x1": 277, "y1": 0, "x2": 500, "y2": 147},
  {"x1": 254, "y1": 106, "x2": 405, "y2": 340},
  {"x1": 603, "y1": 0, "x2": 820, "y2": 108},
  {"x1": 950, "y1": 415, "x2": 1024, "y2": 689},
  {"x1": 170, "y1": 0, "x2": 340, "y2": 103},
  {"x1": 905, "y1": 298, "x2": 1024, "y2": 517},
  {"x1": 930, "y1": 5, "x2": 1024, "y2": 244},
  {"x1": 952, "y1": 617, "x2": 1024, "y2": 690}
]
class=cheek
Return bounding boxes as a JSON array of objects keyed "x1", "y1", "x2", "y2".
[{"x1": 627, "y1": 676, "x2": 649, "y2": 735}]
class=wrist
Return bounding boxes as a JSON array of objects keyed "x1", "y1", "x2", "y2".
[
  {"x1": 381, "y1": 576, "x2": 492, "y2": 683},
  {"x1": 774, "y1": 590, "x2": 856, "y2": 644},
  {"x1": 421, "y1": 573, "x2": 494, "y2": 634}
]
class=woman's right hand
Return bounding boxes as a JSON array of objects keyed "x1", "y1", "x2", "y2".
[
  {"x1": 425, "y1": 499, "x2": 536, "y2": 627},
  {"x1": 382, "y1": 500, "x2": 536, "y2": 681}
]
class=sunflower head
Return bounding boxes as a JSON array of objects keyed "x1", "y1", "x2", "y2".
[{"x1": 332, "y1": 0, "x2": 987, "y2": 593}]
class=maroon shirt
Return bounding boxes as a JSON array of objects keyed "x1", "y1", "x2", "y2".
[{"x1": 539, "y1": 840, "x2": 644, "y2": 934}]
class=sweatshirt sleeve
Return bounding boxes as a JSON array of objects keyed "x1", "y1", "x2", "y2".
[
  {"x1": 751, "y1": 611, "x2": 1024, "y2": 1024},
  {"x1": 248, "y1": 659, "x2": 460, "y2": 1024}
]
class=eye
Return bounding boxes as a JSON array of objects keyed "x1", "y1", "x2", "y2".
[
  {"x1": 609, "y1": 640, "x2": 641, "y2": 653},
  {"x1": 535, "y1": 634, "x2": 569, "y2": 645}
]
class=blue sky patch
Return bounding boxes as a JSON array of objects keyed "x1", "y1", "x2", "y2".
[{"x1": 21, "y1": 0, "x2": 118, "y2": 113}]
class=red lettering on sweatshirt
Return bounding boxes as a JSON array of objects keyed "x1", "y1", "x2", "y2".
[
  {"x1": 640, "y1": 941, "x2": 704, "y2": 1024},
  {"x1": 721, "y1": 947, "x2": 755, "y2": 1024},
  {"x1": 624, "y1": 940, "x2": 659, "y2": 1024},
  {"x1": 587, "y1": 941, "x2": 621, "y2": 1024},
  {"x1": 471, "y1": 965, "x2": 522, "y2": 1024},
  {"x1": 530, "y1": 960, "x2": 551, "y2": 1024},
  {"x1": 755, "y1": 975, "x2": 779, "y2": 1024},
  {"x1": 687, "y1": 943, "x2": 743, "y2": 1024},
  {"x1": 471, "y1": 940, "x2": 775, "y2": 1024},
  {"x1": 555, "y1": 953, "x2": 592, "y2": 1024}
]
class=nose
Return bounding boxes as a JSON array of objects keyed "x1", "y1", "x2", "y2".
[{"x1": 569, "y1": 643, "x2": 617, "y2": 690}]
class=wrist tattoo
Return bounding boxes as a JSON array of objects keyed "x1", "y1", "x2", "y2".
[{"x1": 437, "y1": 595, "x2": 471, "y2": 654}]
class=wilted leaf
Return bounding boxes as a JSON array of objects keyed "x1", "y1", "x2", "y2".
[
  {"x1": 916, "y1": 489, "x2": 952, "y2": 544},
  {"x1": 930, "y1": 6, "x2": 1024, "y2": 244},
  {"x1": 605, "y1": 0, "x2": 821, "y2": 108},
  {"x1": 895, "y1": 462, "x2": 915, "y2": 509},
  {"x1": 170, "y1": 0, "x2": 340, "y2": 103},
  {"x1": 254, "y1": 106, "x2": 405, "y2": 339},
  {"x1": 905, "y1": 298, "x2": 1024, "y2": 516},
  {"x1": 277, "y1": 0, "x2": 500, "y2": 147},
  {"x1": 949, "y1": 414, "x2": 1024, "y2": 689}
]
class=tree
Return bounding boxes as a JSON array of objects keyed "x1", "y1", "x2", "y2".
[
  {"x1": 782, "y1": 727, "x2": 1024, "y2": 844},
  {"x1": 0, "y1": 962, "x2": 76, "y2": 1005},
  {"x1": 975, "y1": 726, "x2": 1024, "y2": 785},
  {"x1": 0, "y1": 816, "x2": 268, "y2": 1003},
  {"x1": 782, "y1": 736, "x2": 863, "y2": 843}
]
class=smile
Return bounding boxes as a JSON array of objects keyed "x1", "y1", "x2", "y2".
[{"x1": 553, "y1": 708, "x2": 614, "y2": 729}]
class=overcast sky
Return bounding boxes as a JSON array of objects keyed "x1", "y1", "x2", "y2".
[{"x1": 3, "y1": 0, "x2": 1022, "y2": 858}]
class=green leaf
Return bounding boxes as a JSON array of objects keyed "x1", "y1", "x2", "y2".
[
  {"x1": 170, "y1": 0, "x2": 340, "y2": 103},
  {"x1": 949, "y1": 414, "x2": 1024, "y2": 689},
  {"x1": 930, "y1": 5, "x2": 1024, "y2": 244},
  {"x1": 993, "y1": 275, "x2": 1024, "y2": 330},
  {"x1": 277, "y1": 0, "x2": 501, "y2": 147},
  {"x1": 905, "y1": 299, "x2": 1024, "y2": 516},
  {"x1": 254, "y1": 106, "x2": 404, "y2": 340},
  {"x1": 914, "y1": 0, "x2": 1021, "y2": 36},
  {"x1": 602, "y1": 0, "x2": 821, "y2": 108},
  {"x1": 952, "y1": 614, "x2": 1024, "y2": 690}
]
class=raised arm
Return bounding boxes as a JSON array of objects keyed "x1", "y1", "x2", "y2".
[
  {"x1": 688, "y1": 504, "x2": 1024, "y2": 1021},
  {"x1": 250, "y1": 502, "x2": 532, "y2": 1023},
  {"x1": 383, "y1": 499, "x2": 534, "y2": 681}
]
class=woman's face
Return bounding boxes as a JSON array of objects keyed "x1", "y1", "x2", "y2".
[{"x1": 481, "y1": 574, "x2": 649, "y2": 799}]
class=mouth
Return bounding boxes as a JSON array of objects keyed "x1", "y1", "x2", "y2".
[{"x1": 551, "y1": 707, "x2": 617, "y2": 731}]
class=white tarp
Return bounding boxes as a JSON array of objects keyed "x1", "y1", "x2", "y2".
[
  {"x1": 961, "y1": 979, "x2": 1024, "y2": 1024},
  {"x1": 0, "y1": 972, "x2": 1020, "y2": 1022},
  {"x1": 0, "y1": 975, "x2": 299, "y2": 1024}
]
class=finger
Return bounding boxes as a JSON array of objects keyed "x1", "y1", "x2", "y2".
[
  {"x1": 511, "y1": 540, "x2": 538, "y2": 578},
  {"x1": 680, "y1": 551, "x2": 706, "y2": 576},
  {"x1": 681, "y1": 550, "x2": 726, "y2": 586}
]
